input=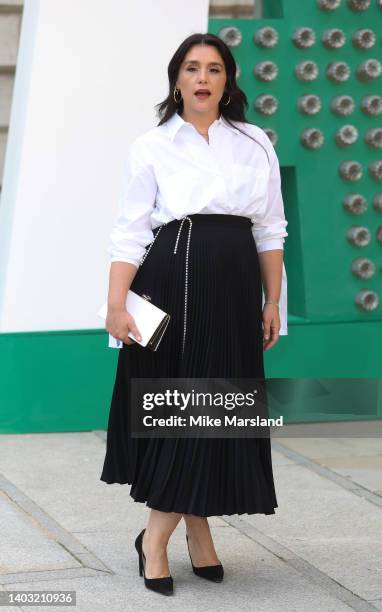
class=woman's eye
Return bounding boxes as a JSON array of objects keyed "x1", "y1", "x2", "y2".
[{"x1": 186, "y1": 67, "x2": 220, "y2": 73}]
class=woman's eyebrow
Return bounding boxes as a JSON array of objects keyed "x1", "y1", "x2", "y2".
[{"x1": 184, "y1": 60, "x2": 223, "y2": 67}]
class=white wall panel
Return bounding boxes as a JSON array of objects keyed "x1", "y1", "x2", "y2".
[{"x1": 0, "y1": 0, "x2": 209, "y2": 333}]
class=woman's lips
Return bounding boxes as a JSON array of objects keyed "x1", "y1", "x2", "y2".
[{"x1": 195, "y1": 93, "x2": 210, "y2": 100}]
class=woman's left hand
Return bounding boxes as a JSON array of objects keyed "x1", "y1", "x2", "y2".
[{"x1": 262, "y1": 303, "x2": 280, "y2": 351}]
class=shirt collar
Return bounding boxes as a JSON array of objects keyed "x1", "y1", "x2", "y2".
[{"x1": 166, "y1": 112, "x2": 241, "y2": 141}]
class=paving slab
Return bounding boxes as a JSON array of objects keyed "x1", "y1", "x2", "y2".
[{"x1": 0, "y1": 432, "x2": 380, "y2": 612}]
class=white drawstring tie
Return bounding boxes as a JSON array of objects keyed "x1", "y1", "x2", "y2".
[{"x1": 139, "y1": 216, "x2": 193, "y2": 358}]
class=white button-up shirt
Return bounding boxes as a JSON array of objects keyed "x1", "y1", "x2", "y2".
[{"x1": 108, "y1": 112, "x2": 289, "y2": 334}]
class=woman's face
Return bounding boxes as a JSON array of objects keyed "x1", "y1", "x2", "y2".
[{"x1": 176, "y1": 44, "x2": 227, "y2": 116}]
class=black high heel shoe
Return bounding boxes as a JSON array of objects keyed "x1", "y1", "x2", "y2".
[
  {"x1": 186, "y1": 533, "x2": 224, "y2": 582},
  {"x1": 134, "y1": 529, "x2": 174, "y2": 596}
]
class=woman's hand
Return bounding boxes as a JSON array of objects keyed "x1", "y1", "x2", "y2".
[
  {"x1": 262, "y1": 303, "x2": 280, "y2": 351},
  {"x1": 106, "y1": 308, "x2": 142, "y2": 346}
]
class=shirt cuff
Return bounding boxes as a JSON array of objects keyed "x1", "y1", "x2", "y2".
[
  {"x1": 108, "y1": 334, "x2": 123, "y2": 348},
  {"x1": 256, "y1": 239, "x2": 285, "y2": 253},
  {"x1": 110, "y1": 256, "x2": 140, "y2": 269}
]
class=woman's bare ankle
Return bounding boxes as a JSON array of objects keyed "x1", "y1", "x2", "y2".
[
  {"x1": 142, "y1": 530, "x2": 170, "y2": 578},
  {"x1": 183, "y1": 517, "x2": 220, "y2": 566}
]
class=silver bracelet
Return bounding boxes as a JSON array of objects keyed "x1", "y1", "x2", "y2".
[{"x1": 265, "y1": 300, "x2": 279, "y2": 307}]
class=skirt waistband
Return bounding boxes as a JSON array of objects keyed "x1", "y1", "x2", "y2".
[
  {"x1": 158, "y1": 213, "x2": 253, "y2": 230},
  {"x1": 140, "y1": 214, "x2": 253, "y2": 359}
]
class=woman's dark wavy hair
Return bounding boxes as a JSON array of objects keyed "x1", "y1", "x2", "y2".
[{"x1": 155, "y1": 32, "x2": 269, "y2": 163}]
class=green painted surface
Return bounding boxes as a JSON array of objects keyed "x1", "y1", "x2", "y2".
[
  {"x1": 0, "y1": 322, "x2": 381, "y2": 434},
  {"x1": 1, "y1": 2, "x2": 381, "y2": 433},
  {"x1": 0, "y1": 330, "x2": 115, "y2": 434},
  {"x1": 209, "y1": 3, "x2": 382, "y2": 326}
]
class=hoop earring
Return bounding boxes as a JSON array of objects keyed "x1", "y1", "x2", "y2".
[
  {"x1": 222, "y1": 93, "x2": 231, "y2": 106},
  {"x1": 173, "y1": 87, "x2": 182, "y2": 103}
]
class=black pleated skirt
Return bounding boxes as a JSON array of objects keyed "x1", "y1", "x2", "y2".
[{"x1": 100, "y1": 213, "x2": 278, "y2": 517}]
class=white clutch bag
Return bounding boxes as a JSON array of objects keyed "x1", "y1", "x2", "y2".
[{"x1": 97, "y1": 290, "x2": 171, "y2": 351}]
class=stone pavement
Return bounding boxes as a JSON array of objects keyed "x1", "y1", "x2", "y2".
[{"x1": 0, "y1": 423, "x2": 381, "y2": 611}]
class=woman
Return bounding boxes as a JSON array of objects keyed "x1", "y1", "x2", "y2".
[{"x1": 100, "y1": 32, "x2": 288, "y2": 596}]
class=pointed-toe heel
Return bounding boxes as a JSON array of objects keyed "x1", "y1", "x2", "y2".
[
  {"x1": 135, "y1": 529, "x2": 174, "y2": 596},
  {"x1": 186, "y1": 534, "x2": 224, "y2": 582}
]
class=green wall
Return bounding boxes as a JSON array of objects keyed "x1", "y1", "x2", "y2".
[{"x1": 0, "y1": 321, "x2": 380, "y2": 434}]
